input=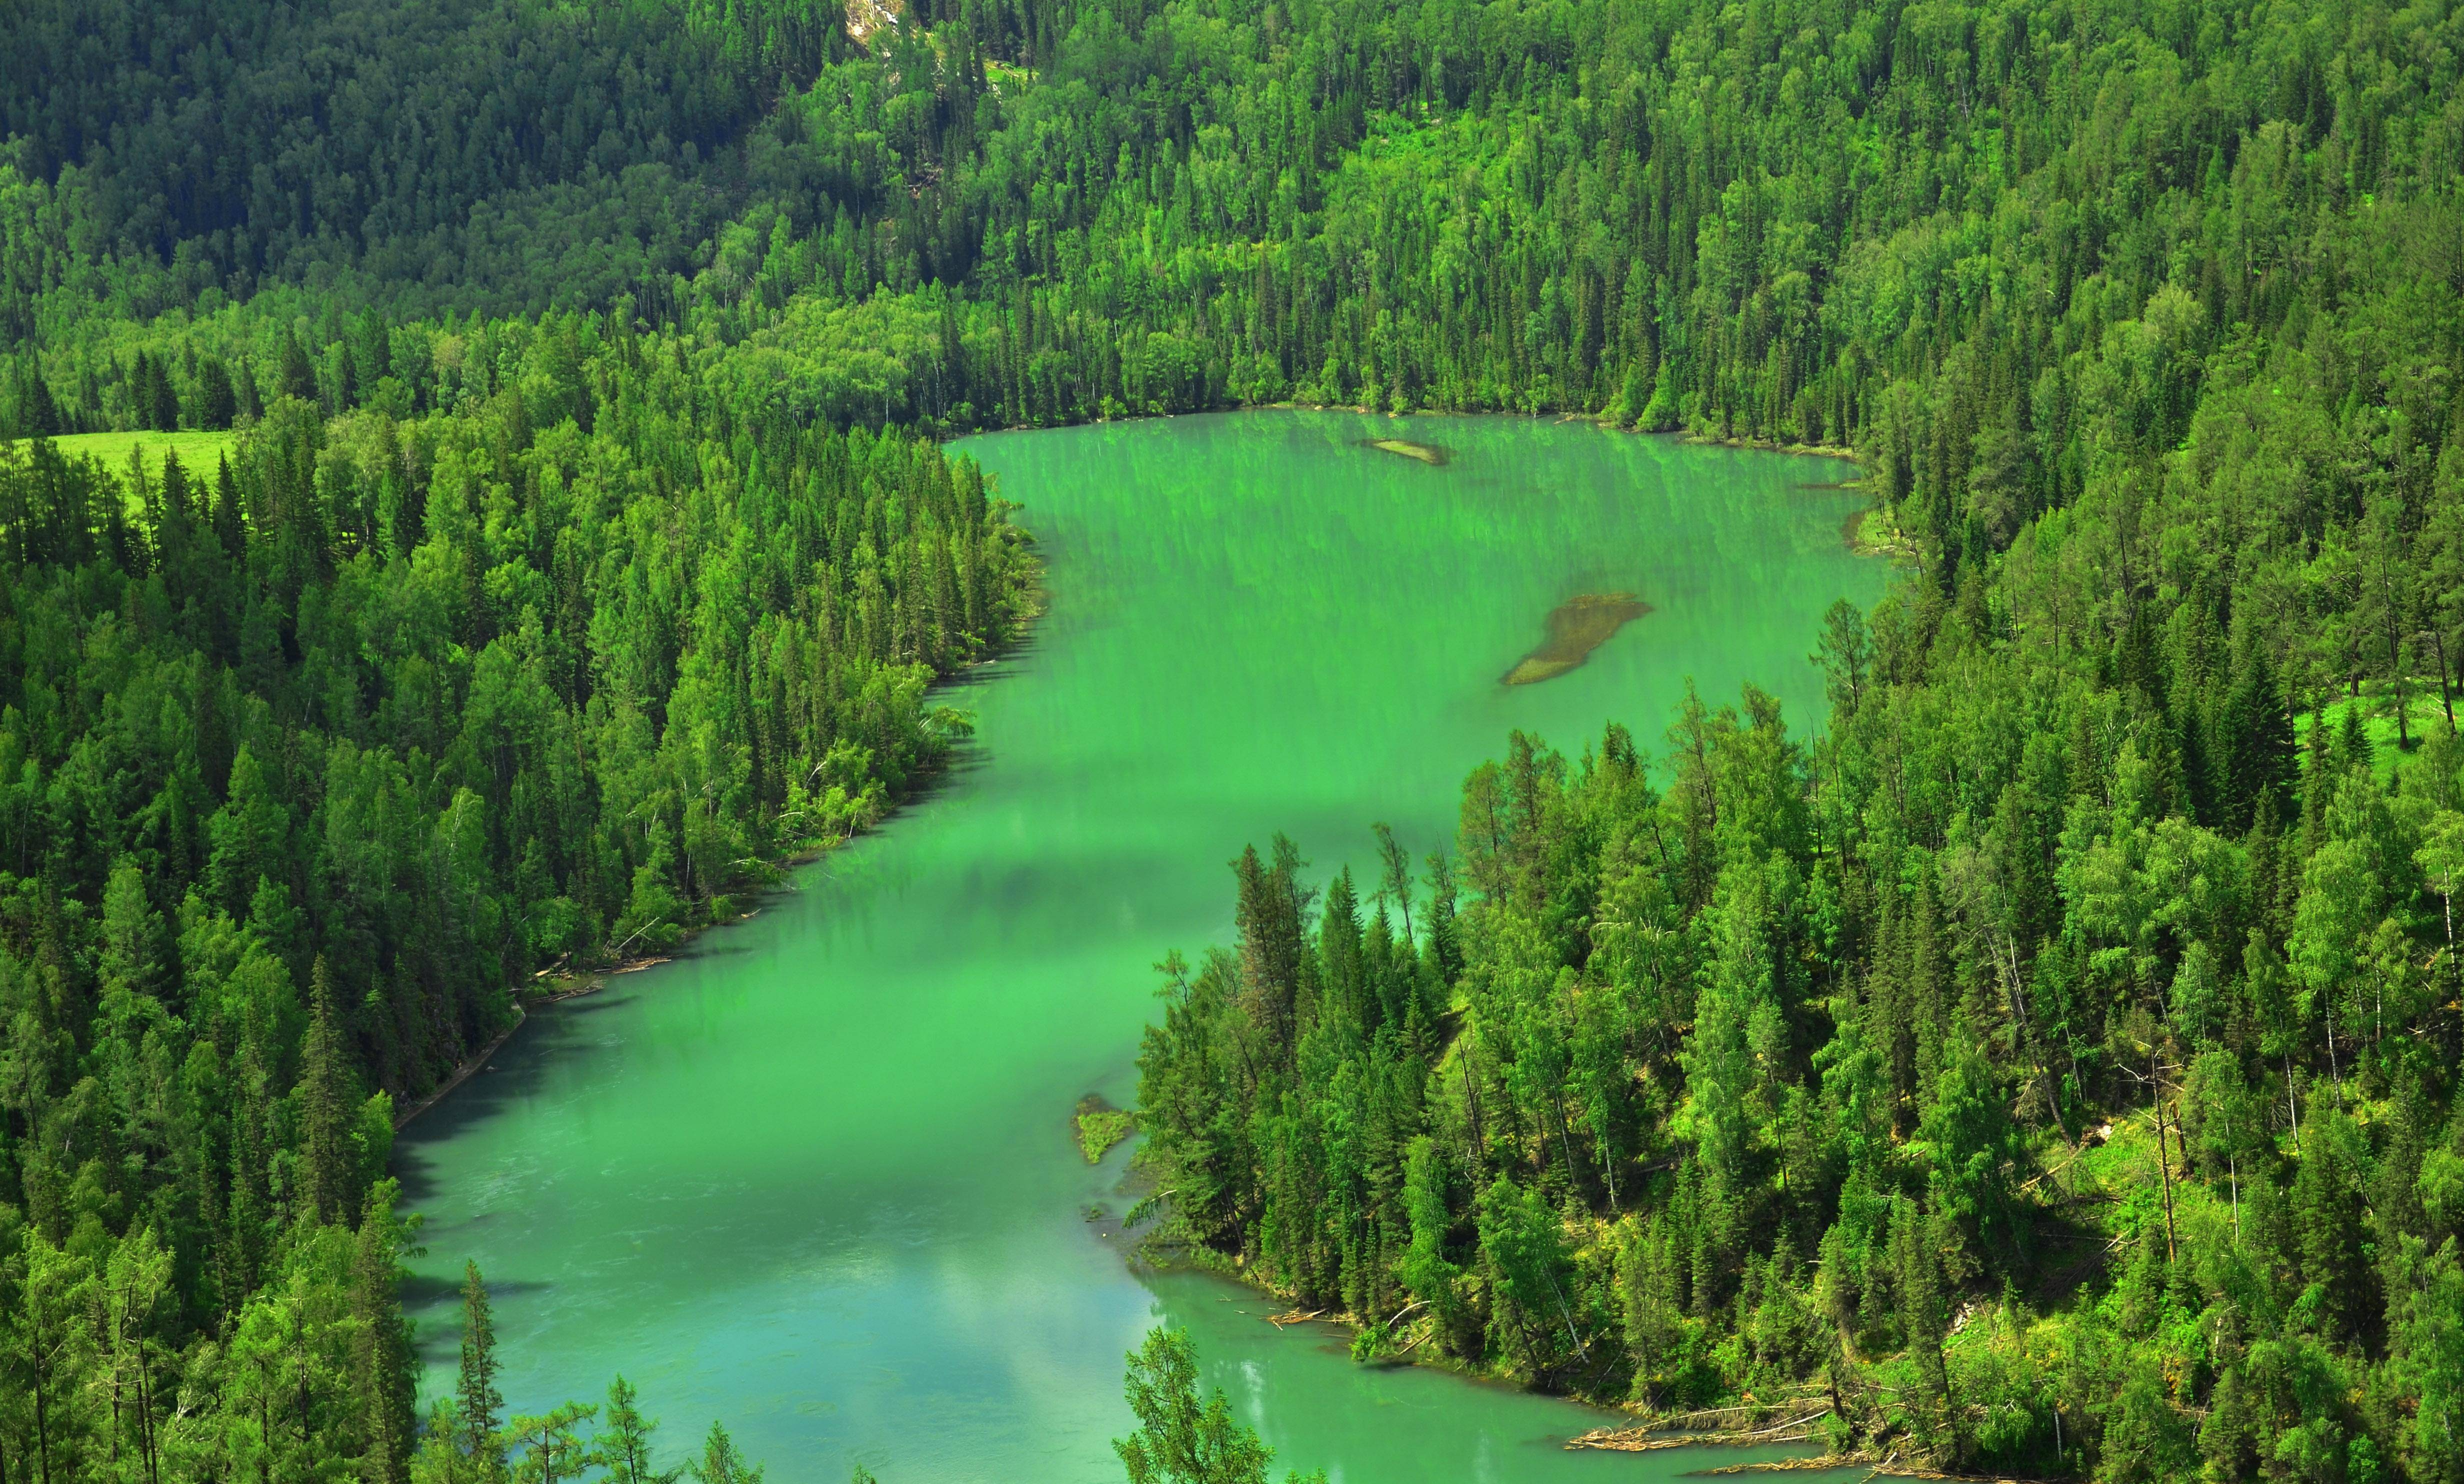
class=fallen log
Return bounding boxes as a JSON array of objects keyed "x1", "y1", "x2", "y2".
[{"x1": 1568, "y1": 1412, "x2": 1830, "y2": 1452}]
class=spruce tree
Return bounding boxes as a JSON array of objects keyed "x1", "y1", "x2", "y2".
[
  {"x1": 212, "y1": 454, "x2": 246, "y2": 558},
  {"x1": 197, "y1": 359, "x2": 238, "y2": 430},
  {"x1": 352, "y1": 1188, "x2": 420, "y2": 1484},
  {"x1": 234, "y1": 354, "x2": 264, "y2": 420},
  {"x1": 594, "y1": 1378, "x2": 680, "y2": 1484},
  {"x1": 300, "y1": 956, "x2": 358, "y2": 1226},
  {"x1": 130, "y1": 351, "x2": 156, "y2": 428},
  {"x1": 688, "y1": 1424, "x2": 762, "y2": 1484},
  {"x1": 19, "y1": 358, "x2": 60, "y2": 436},
  {"x1": 278, "y1": 332, "x2": 320, "y2": 404},
  {"x1": 146, "y1": 352, "x2": 181, "y2": 430},
  {"x1": 1113, "y1": 1327, "x2": 1272, "y2": 1484},
  {"x1": 459, "y1": 1262, "x2": 508, "y2": 1476},
  {"x1": 1233, "y1": 844, "x2": 1301, "y2": 1060}
]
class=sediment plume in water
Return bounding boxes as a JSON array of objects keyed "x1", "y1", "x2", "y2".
[{"x1": 1501, "y1": 593, "x2": 1650, "y2": 685}]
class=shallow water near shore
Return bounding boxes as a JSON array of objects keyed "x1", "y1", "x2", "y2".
[{"x1": 394, "y1": 412, "x2": 1882, "y2": 1482}]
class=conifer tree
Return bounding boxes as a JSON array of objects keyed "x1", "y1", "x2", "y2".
[
  {"x1": 196, "y1": 358, "x2": 238, "y2": 430},
  {"x1": 352, "y1": 1188, "x2": 420, "y2": 1484},
  {"x1": 1112, "y1": 1328, "x2": 1270, "y2": 1484},
  {"x1": 688, "y1": 1424, "x2": 762, "y2": 1484},
  {"x1": 144, "y1": 352, "x2": 180, "y2": 430},
  {"x1": 18, "y1": 360, "x2": 60, "y2": 436},
  {"x1": 300, "y1": 957, "x2": 358, "y2": 1226},
  {"x1": 278, "y1": 333, "x2": 319, "y2": 405},
  {"x1": 594, "y1": 1378, "x2": 681, "y2": 1484},
  {"x1": 458, "y1": 1262, "x2": 508, "y2": 1478}
]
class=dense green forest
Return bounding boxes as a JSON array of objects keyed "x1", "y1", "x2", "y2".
[
  {"x1": 1, "y1": 0, "x2": 842, "y2": 328},
  {"x1": 0, "y1": 285, "x2": 1030, "y2": 1478},
  {"x1": 2, "y1": 0, "x2": 2459, "y2": 1475},
  {"x1": 1122, "y1": 0, "x2": 2464, "y2": 1474}
]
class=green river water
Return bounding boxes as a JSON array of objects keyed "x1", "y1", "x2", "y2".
[{"x1": 394, "y1": 412, "x2": 1886, "y2": 1482}]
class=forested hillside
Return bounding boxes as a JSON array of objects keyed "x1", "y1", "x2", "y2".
[
  {"x1": 0, "y1": 320, "x2": 1030, "y2": 1476},
  {"x1": 2, "y1": 0, "x2": 2459, "y2": 1477},
  {"x1": 2, "y1": 0, "x2": 840, "y2": 328},
  {"x1": 1115, "y1": 1, "x2": 2464, "y2": 1480}
]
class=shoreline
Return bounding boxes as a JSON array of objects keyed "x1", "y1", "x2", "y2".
[
  {"x1": 1033, "y1": 405, "x2": 1890, "y2": 1447},
  {"x1": 392, "y1": 1007, "x2": 528, "y2": 1128},
  {"x1": 968, "y1": 400, "x2": 1864, "y2": 466},
  {"x1": 394, "y1": 563, "x2": 1050, "y2": 1132},
  {"x1": 1130, "y1": 1230, "x2": 1844, "y2": 1460},
  {"x1": 402, "y1": 402, "x2": 1882, "y2": 1462}
]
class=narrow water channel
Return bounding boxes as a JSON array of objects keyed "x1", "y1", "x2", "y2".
[{"x1": 394, "y1": 412, "x2": 1886, "y2": 1482}]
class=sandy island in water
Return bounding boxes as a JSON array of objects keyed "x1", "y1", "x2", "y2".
[
  {"x1": 1502, "y1": 593, "x2": 1652, "y2": 685},
  {"x1": 1368, "y1": 436, "x2": 1449, "y2": 465}
]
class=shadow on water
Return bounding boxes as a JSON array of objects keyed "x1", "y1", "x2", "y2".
[
  {"x1": 409, "y1": 1278, "x2": 558, "y2": 1364},
  {"x1": 402, "y1": 1270, "x2": 554, "y2": 1312},
  {"x1": 394, "y1": 1039, "x2": 582, "y2": 1204},
  {"x1": 395, "y1": 658, "x2": 1032, "y2": 1204},
  {"x1": 898, "y1": 733, "x2": 999, "y2": 807}
]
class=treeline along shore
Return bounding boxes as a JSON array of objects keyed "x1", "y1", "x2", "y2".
[{"x1": 2, "y1": 0, "x2": 2460, "y2": 1478}]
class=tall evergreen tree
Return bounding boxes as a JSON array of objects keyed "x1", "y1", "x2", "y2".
[
  {"x1": 300, "y1": 957, "x2": 358, "y2": 1226},
  {"x1": 458, "y1": 1262, "x2": 508, "y2": 1476}
]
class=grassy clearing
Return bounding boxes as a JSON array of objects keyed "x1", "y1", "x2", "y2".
[
  {"x1": 10, "y1": 430, "x2": 240, "y2": 484},
  {"x1": 2296, "y1": 688, "x2": 2458, "y2": 784}
]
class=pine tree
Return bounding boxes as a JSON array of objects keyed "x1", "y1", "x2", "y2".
[
  {"x1": 1112, "y1": 1327, "x2": 1272, "y2": 1484},
  {"x1": 459, "y1": 1262, "x2": 508, "y2": 1478},
  {"x1": 510, "y1": 1402, "x2": 599, "y2": 1484},
  {"x1": 198, "y1": 360, "x2": 238, "y2": 430},
  {"x1": 146, "y1": 352, "x2": 181, "y2": 430},
  {"x1": 99, "y1": 858, "x2": 166, "y2": 998},
  {"x1": 279, "y1": 332, "x2": 320, "y2": 404},
  {"x1": 20, "y1": 360, "x2": 61, "y2": 436},
  {"x1": 594, "y1": 1378, "x2": 681, "y2": 1484},
  {"x1": 300, "y1": 956, "x2": 359, "y2": 1226},
  {"x1": 352, "y1": 1188, "x2": 420, "y2": 1484},
  {"x1": 688, "y1": 1424, "x2": 763, "y2": 1484}
]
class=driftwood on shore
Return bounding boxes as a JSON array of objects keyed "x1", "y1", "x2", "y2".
[
  {"x1": 1652, "y1": 1400, "x2": 1828, "y2": 1430},
  {"x1": 1568, "y1": 1409, "x2": 1829, "y2": 1453}
]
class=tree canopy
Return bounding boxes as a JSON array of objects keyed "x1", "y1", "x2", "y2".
[{"x1": 3, "y1": 0, "x2": 2460, "y2": 1476}]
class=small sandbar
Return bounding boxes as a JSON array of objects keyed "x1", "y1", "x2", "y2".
[
  {"x1": 1502, "y1": 593, "x2": 1651, "y2": 685},
  {"x1": 1367, "y1": 436, "x2": 1449, "y2": 466}
]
